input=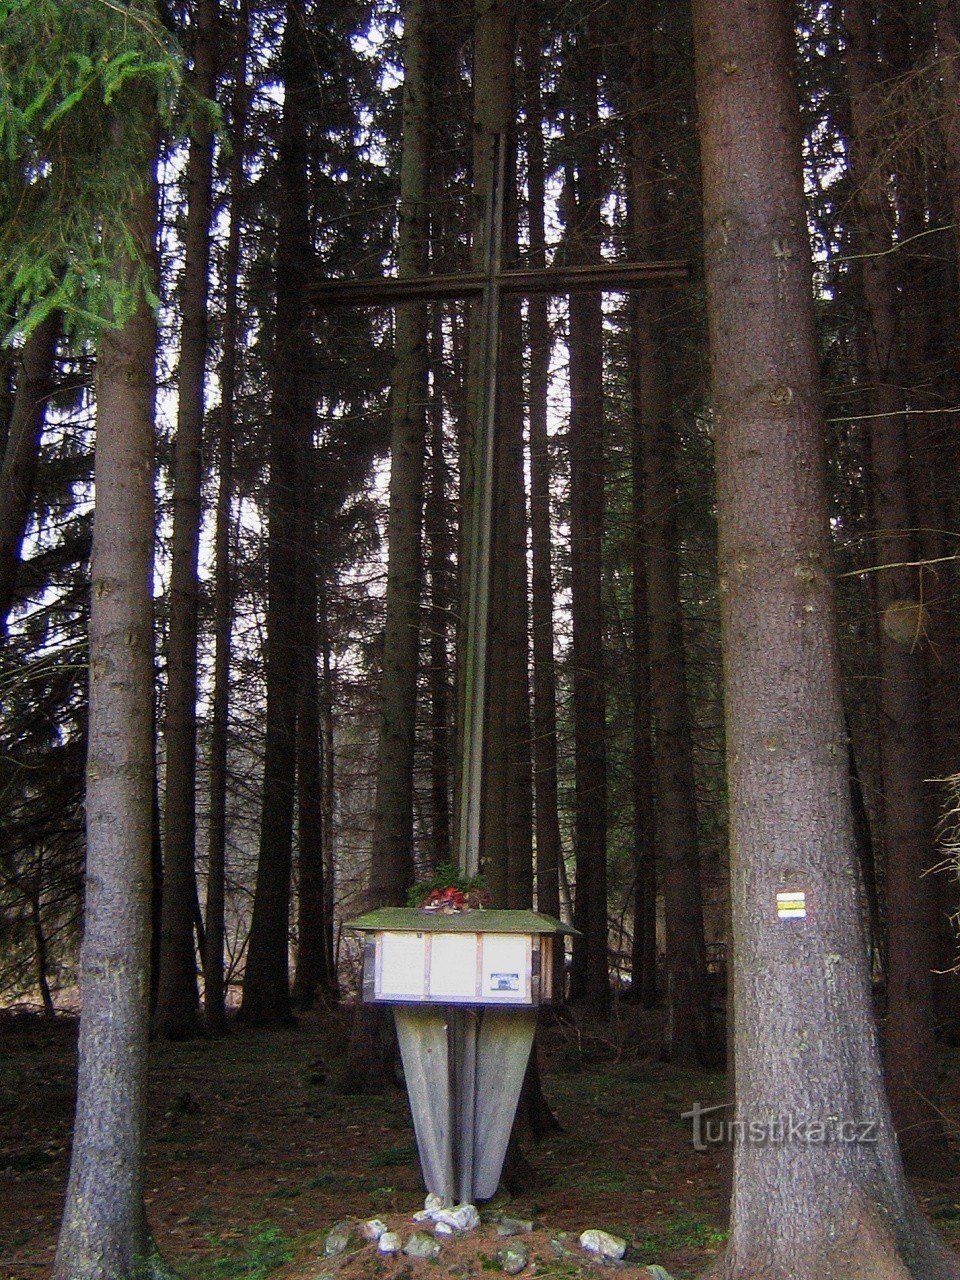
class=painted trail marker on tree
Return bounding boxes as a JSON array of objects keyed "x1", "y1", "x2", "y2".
[{"x1": 327, "y1": 133, "x2": 687, "y2": 1204}]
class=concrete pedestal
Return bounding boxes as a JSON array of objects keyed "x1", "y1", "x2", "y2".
[{"x1": 393, "y1": 1004, "x2": 538, "y2": 1204}]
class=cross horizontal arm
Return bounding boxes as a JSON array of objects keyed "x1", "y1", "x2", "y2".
[{"x1": 306, "y1": 259, "x2": 688, "y2": 307}]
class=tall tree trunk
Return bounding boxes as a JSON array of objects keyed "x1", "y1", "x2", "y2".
[
  {"x1": 240, "y1": 0, "x2": 312, "y2": 1027},
  {"x1": 522, "y1": 11, "x2": 564, "y2": 999},
  {"x1": 319, "y1": 576, "x2": 337, "y2": 989},
  {"x1": 892, "y1": 24, "x2": 960, "y2": 1038},
  {"x1": 692, "y1": 2, "x2": 960, "y2": 1275},
  {"x1": 453, "y1": 0, "x2": 516, "y2": 865},
  {"x1": 291, "y1": 428, "x2": 334, "y2": 1009},
  {"x1": 53, "y1": 126, "x2": 159, "y2": 1280},
  {"x1": 565, "y1": 35, "x2": 610, "y2": 1016},
  {"x1": 425, "y1": 325, "x2": 452, "y2": 871},
  {"x1": 481, "y1": 131, "x2": 533, "y2": 911},
  {"x1": 628, "y1": 320, "x2": 657, "y2": 1010},
  {"x1": 643, "y1": 404, "x2": 715, "y2": 1063},
  {"x1": 346, "y1": 0, "x2": 433, "y2": 1090},
  {"x1": 205, "y1": 0, "x2": 250, "y2": 1032},
  {"x1": 843, "y1": 0, "x2": 949, "y2": 1171},
  {"x1": 31, "y1": 859, "x2": 55, "y2": 1018},
  {"x1": 937, "y1": 0, "x2": 960, "y2": 310},
  {"x1": 368, "y1": 0, "x2": 432, "y2": 908},
  {"x1": 625, "y1": 0, "x2": 711, "y2": 1035},
  {"x1": 0, "y1": 312, "x2": 59, "y2": 638},
  {"x1": 154, "y1": 0, "x2": 219, "y2": 1041}
]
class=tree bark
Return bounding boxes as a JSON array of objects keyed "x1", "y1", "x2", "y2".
[
  {"x1": 0, "y1": 312, "x2": 59, "y2": 639},
  {"x1": 843, "y1": 0, "x2": 950, "y2": 1171},
  {"x1": 52, "y1": 127, "x2": 159, "y2": 1280},
  {"x1": 204, "y1": 0, "x2": 250, "y2": 1032},
  {"x1": 240, "y1": 0, "x2": 312, "y2": 1027},
  {"x1": 692, "y1": 1, "x2": 960, "y2": 1275},
  {"x1": 564, "y1": 35, "x2": 610, "y2": 1016},
  {"x1": 154, "y1": 0, "x2": 219, "y2": 1041}
]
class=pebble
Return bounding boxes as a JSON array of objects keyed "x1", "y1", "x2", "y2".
[
  {"x1": 550, "y1": 1234, "x2": 578, "y2": 1262},
  {"x1": 378, "y1": 1232, "x2": 402, "y2": 1255},
  {"x1": 324, "y1": 1224, "x2": 352, "y2": 1257},
  {"x1": 579, "y1": 1229, "x2": 627, "y2": 1261},
  {"x1": 435, "y1": 1222, "x2": 455, "y2": 1236},
  {"x1": 413, "y1": 1201, "x2": 480, "y2": 1232},
  {"x1": 498, "y1": 1244, "x2": 529, "y2": 1275},
  {"x1": 496, "y1": 1218, "x2": 533, "y2": 1238},
  {"x1": 643, "y1": 1269, "x2": 674, "y2": 1280},
  {"x1": 404, "y1": 1231, "x2": 442, "y2": 1260},
  {"x1": 425, "y1": 1193, "x2": 447, "y2": 1212},
  {"x1": 361, "y1": 1219, "x2": 387, "y2": 1242},
  {"x1": 435, "y1": 1204, "x2": 480, "y2": 1233}
]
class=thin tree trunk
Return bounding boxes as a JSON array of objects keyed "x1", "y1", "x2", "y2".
[
  {"x1": 894, "y1": 40, "x2": 960, "y2": 1036},
  {"x1": 692, "y1": 2, "x2": 960, "y2": 1274},
  {"x1": 154, "y1": 0, "x2": 219, "y2": 1041},
  {"x1": 481, "y1": 128, "x2": 532, "y2": 910},
  {"x1": 848, "y1": 725, "x2": 882, "y2": 971},
  {"x1": 344, "y1": 0, "x2": 433, "y2": 1092},
  {"x1": 483, "y1": 278, "x2": 532, "y2": 910},
  {"x1": 53, "y1": 125, "x2": 159, "y2": 1280},
  {"x1": 30, "y1": 865, "x2": 55, "y2": 1019},
  {"x1": 0, "y1": 312, "x2": 59, "y2": 638},
  {"x1": 937, "y1": 0, "x2": 960, "y2": 312},
  {"x1": 628, "y1": 325, "x2": 657, "y2": 1010},
  {"x1": 425, "y1": 325, "x2": 452, "y2": 872},
  {"x1": 843, "y1": 0, "x2": 949, "y2": 1171},
  {"x1": 240, "y1": 0, "x2": 312, "y2": 1027},
  {"x1": 453, "y1": 0, "x2": 516, "y2": 863},
  {"x1": 522, "y1": 11, "x2": 564, "y2": 1000},
  {"x1": 368, "y1": 0, "x2": 432, "y2": 909},
  {"x1": 626, "y1": 0, "x2": 713, "y2": 1059},
  {"x1": 291, "y1": 426, "x2": 333, "y2": 1009},
  {"x1": 205, "y1": 0, "x2": 250, "y2": 1032},
  {"x1": 564, "y1": 40, "x2": 610, "y2": 1015},
  {"x1": 319, "y1": 576, "x2": 337, "y2": 990},
  {"x1": 645, "y1": 412, "x2": 716, "y2": 1063}
]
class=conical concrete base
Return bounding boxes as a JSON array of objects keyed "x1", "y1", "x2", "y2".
[{"x1": 393, "y1": 1005, "x2": 538, "y2": 1204}]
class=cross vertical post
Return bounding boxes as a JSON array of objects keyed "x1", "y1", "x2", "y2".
[{"x1": 456, "y1": 131, "x2": 506, "y2": 881}]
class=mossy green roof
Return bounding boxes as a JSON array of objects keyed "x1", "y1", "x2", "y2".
[{"x1": 344, "y1": 907, "x2": 578, "y2": 936}]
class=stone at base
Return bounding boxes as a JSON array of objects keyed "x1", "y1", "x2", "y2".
[
  {"x1": 579, "y1": 1229, "x2": 627, "y2": 1261},
  {"x1": 404, "y1": 1232, "x2": 442, "y2": 1260},
  {"x1": 498, "y1": 1244, "x2": 529, "y2": 1275},
  {"x1": 325, "y1": 1224, "x2": 352, "y2": 1257},
  {"x1": 496, "y1": 1218, "x2": 533, "y2": 1237}
]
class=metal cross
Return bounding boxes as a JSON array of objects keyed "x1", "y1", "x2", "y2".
[{"x1": 308, "y1": 133, "x2": 687, "y2": 882}]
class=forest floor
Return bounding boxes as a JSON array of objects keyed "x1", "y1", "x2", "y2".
[{"x1": 3, "y1": 1003, "x2": 960, "y2": 1280}]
